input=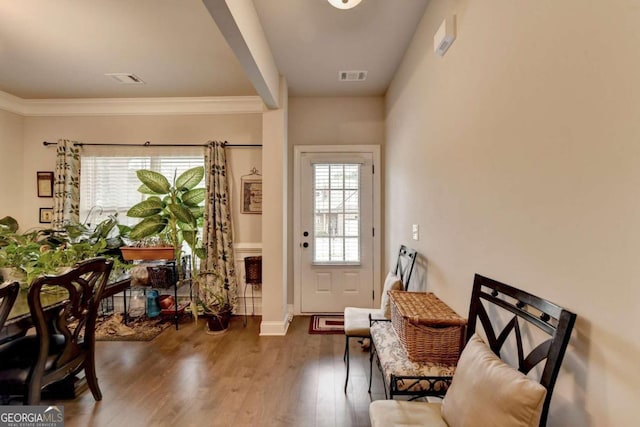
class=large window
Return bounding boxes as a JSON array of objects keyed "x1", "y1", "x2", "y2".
[
  {"x1": 313, "y1": 163, "x2": 360, "y2": 263},
  {"x1": 80, "y1": 155, "x2": 204, "y2": 227}
]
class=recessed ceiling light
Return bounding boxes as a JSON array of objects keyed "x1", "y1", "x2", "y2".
[
  {"x1": 104, "y1": 73, "x2": 145, "y2": 85},
  {"x1": 327, "y1": 0, "x2": 363, "y2": 10}
]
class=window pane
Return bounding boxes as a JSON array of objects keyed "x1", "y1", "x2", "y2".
[
  {"x1": 312, "y1": 163, "x2": 360, "y2": 263},
  {"x1": 80, "y1": 155, "x2": 204, "y2": 229},
  {"x1": 315, "y1": 165, "x2": 330, "y2": 189},
  {"x1": 315, "y1": 237, "x2": 330, "y2": 262}
]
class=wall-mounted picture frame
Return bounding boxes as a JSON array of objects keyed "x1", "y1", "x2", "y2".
[
  {"x1": 39, "y1": 207, "x2": 53, "y2": 224},
  {"x1": 37, "y1": 171, "x2": 54, "y2": 198},
  {"x1": 241, "y1": 178, "x2": 262, "y2": 214}
]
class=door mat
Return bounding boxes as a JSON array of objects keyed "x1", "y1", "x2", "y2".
[
  {"x1": 95, "y1": 313, "x2": 172, "y2": 341},
  {"x1": 308, "y1": 315, "x2": 344, "y2": 335}
]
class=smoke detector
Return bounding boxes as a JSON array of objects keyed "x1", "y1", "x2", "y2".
[
  {"x1": 339, "y1": 70, "x2": 367, "y2": 82},
  {"x1": 105, "y1": 73, "x2": 146, "y2": 84}
]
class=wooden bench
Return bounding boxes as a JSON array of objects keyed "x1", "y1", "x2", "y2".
[{"x1": 369, "y1": 274, "x2": 577, "y2": 427}]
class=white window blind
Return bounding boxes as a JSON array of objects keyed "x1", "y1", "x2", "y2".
[
  {"x1": 313, "y1": 163, "x2": 360, "y2": 263},
  {"x1": 80, "y1": 154, "x2": 205, "y2": 227}
]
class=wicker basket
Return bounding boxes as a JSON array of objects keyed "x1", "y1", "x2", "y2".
[
  {"x1": 147, "y1": 265, "x2": 174, "y2": 289},
  {"x1": 389, "y1": 291, "x2": 467, "y2": 364}
]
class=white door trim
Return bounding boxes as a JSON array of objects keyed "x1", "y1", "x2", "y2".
[{"x1": 293, "y1": 145, "x2": 381, "y2": 315}]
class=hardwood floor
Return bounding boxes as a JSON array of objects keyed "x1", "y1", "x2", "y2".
[{"x1": 56, "y1": 316, "x2": 385, "y2": 427}]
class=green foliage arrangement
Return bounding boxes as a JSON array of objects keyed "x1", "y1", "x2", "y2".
[
  {"x1": 126, "y1": 167, "x2": 206, "y2": 283},
  {"x1": 0, "y1": 215, "x2": 129, "y2": 287}
]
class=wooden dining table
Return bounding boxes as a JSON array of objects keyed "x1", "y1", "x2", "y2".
[{"x1": 1, "y1": 277, "x2": 131, "y2": 344}]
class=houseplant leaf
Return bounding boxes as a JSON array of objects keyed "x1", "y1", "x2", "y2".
[
  {"x1": 175, "y1": 166, "x2": 205, "y2": 191},
  {"x1": 189, "y1": 206, "x2": 205, "y2": 219},
  {"x1": 138, "y1": 184, "x2": 163, "y2": 195},
  {"x1": 128, "y1": 216, "x2": 168, "y2": 240},
  {"x1": 127, "y1": 199, "x2": 164, "y2": 218},
  {"x1": 182, "y1": 188, "x2": 206, "y2": 207},
  {"x1": 0, "y1": 216, "x2": 19, "y2": 233},
  {"x1": 136, "y1": 170, "x2": 170, "y2": 194},
  {"x1": 167, "y1": 204, "x2": 195, "y2": 225},
  {"x1": 182, "y1": 230, "x2": 196, "y2": 247}
]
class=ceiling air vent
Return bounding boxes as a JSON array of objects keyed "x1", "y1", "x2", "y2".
[
  {"x1": 105, "y1": 73, "x2": 146, "y2": 85},
  {"x1": 339, "y1": 70, "x2": 367, "y2": 82}
]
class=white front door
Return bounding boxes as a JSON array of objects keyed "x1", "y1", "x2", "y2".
[{"x1": 294, "y1": 148, "x2": 378, "y2": 313}]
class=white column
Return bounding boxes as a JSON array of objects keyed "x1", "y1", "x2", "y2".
[{"x1": 260, "y1": 76, "x2": 290, "y2": 335}]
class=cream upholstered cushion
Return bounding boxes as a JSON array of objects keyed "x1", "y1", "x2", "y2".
[
  {"x1": 344, "y1": 271, "x2": 401, "y2": 337},
  {"x1": 380, "y1": 271, "x2": 403, "y2": 316},
  {"x1": 370, "y1": 401, "x2": 447, "y2": 427},
  {"x1": 344, "y1": 307, "x2": 383, "y2": 336},
  {"x1": 441, "y1": 334, "x2": 547, "y2": 427},
  {"x1": 370, "y1": 321, "x2": 455, "y2": 394}
]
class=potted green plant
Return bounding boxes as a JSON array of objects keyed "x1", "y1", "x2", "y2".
[
  {"x1": 126, "y1": 167, "x2": 206, "y2": 285},
  {"x1": 0, "y1": 215, "x2": 129, "y2": 287},
  {"x1": 195, "y1": 270, "x2": 233, "y2": 334},
  {"x1": 126, "y1": 167, "x2": 235, "y2": 333}
]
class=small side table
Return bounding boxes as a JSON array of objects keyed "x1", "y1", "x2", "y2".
[{"x1": 243, "y1": 256, "x2": 262, "y2": 326}]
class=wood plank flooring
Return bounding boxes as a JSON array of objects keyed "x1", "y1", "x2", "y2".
[{"x1": 55, "y1": 316, "x2": 385, "y2": 427}]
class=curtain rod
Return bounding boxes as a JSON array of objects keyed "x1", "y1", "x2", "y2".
[{"x1": 42, "y1": 141, "x2": 262, "y2": 148}]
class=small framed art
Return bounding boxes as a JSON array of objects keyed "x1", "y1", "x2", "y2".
[
  {"x1": 39, "y1": 208, "x2": 53, "y2": 224},
  {"x1": 37, "y1": 171, "x2": 54, "y2": 198},
  {"x1": 241, "y1": 178, "x2": 262, "y2": 214}
]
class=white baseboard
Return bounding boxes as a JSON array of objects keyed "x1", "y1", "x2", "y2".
[{"x1": 259, "y1": 311, "x2": 292, "y2": 336}]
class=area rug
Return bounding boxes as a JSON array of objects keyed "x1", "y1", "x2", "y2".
[
  {"x1": 95, "y1": 313, "x2": 172, "y2": 342},
  {"x1": 308, "y1": 315, "x2": 344, "y2": 335}
]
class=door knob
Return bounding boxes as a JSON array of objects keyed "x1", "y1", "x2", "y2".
[{"x1": 303, "y1": 242, "x2": 309, "y2": 248}]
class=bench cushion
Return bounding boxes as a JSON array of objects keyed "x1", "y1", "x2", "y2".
[
  {"x1": 371, "y1": 321, "x2": 455, "y2": 394},
  {"x1": 441, "y1": 334, "x2": 547, "y2": 427},
  {"x1": 381, "y1": 271, "x2": 403, "y2": 314},
  {"x1": 370, "y1": 401, "x2": 447, "y2": 427},
  {"x1": 344, "y1": 307, "x2": 384, "y2": 336}
]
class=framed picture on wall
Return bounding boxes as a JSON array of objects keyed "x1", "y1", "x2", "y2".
[
  {"x1": 241, "y1": 178, "x2": 262, "y2": 214},
  {"x1": 39, "y1": 208, "x2": 53, "y2": 224},
  {"x1": 37, "y1": 171, "x2": 54, "y2": 198}
]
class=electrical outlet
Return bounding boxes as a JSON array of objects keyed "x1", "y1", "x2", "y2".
[{"x1": 412, "y1": 224, "x2": 419, "y2": 241}]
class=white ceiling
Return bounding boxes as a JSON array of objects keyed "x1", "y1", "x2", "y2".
[{"x1": 0, "y1": 0, "x2": 429, "y2": 100}]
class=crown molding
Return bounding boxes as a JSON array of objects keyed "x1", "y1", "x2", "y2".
[{"x1": 0, "y1": 90, "x2": 264, "y2": 116}]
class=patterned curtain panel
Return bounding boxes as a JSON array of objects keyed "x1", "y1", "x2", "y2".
[
  {"x1": 52, "y1": 139, "x2": 81, "y2": 230},
  {"x1": 200, "y1": 141, "x2": 238, "y2": 309}
]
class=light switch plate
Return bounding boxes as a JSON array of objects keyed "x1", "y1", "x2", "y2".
[{"x1": 412, "y1": 224, "x2": 419, "y2": 241}]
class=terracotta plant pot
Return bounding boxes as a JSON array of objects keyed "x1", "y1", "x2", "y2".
[{"x1": 120, "y1": 247, "x2": 175, "y2": 261}]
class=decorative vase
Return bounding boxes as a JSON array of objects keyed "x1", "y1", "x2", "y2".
[{"x1": 129, "y1": 288, "x2": 146, "y2": 317}]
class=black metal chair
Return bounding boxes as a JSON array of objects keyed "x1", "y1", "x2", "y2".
[
  {"x1": 0, "y1": 258, "x2": 112, "y2": 404},
  {"x1": 0, "y1": 282, "x2": 19, "y2": 332},
  {"x1": 369, "y1": 273, "x2": 577, "y2": 427},
  {"x1": 343, "y1": 245, "x2": 417, "y2": 392}
]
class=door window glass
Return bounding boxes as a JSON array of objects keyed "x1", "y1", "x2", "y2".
[{"x1": 313, "y1": 163, "x2": 360, "y2": 263}]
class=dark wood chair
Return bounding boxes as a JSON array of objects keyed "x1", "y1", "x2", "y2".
[
  {"x1": 369, "y1": 273, "x2": 577, "y2": 427},
  {"x1": 0, "y1": 258, "x2": 112, "y2": 404},
  {"x1": 343, "y1": 245, "x2": 417, "y2": 392},
  {"x1": 0, "y1": 282, "x2": 19, "y2": 331}
]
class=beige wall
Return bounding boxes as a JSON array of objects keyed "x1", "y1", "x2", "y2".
[
  {"x1": 287, "y1": 96, "x2": 385, "y2": 304},
  {"x1": 386, "y1": 0, "x2": 639, "y2": 425},
  {"x1": 20, "y1": 114, "x2": 262, "y2": 243},
  {"x1": 0, "y1": 109, "x2": 24, "y2": 222}
]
